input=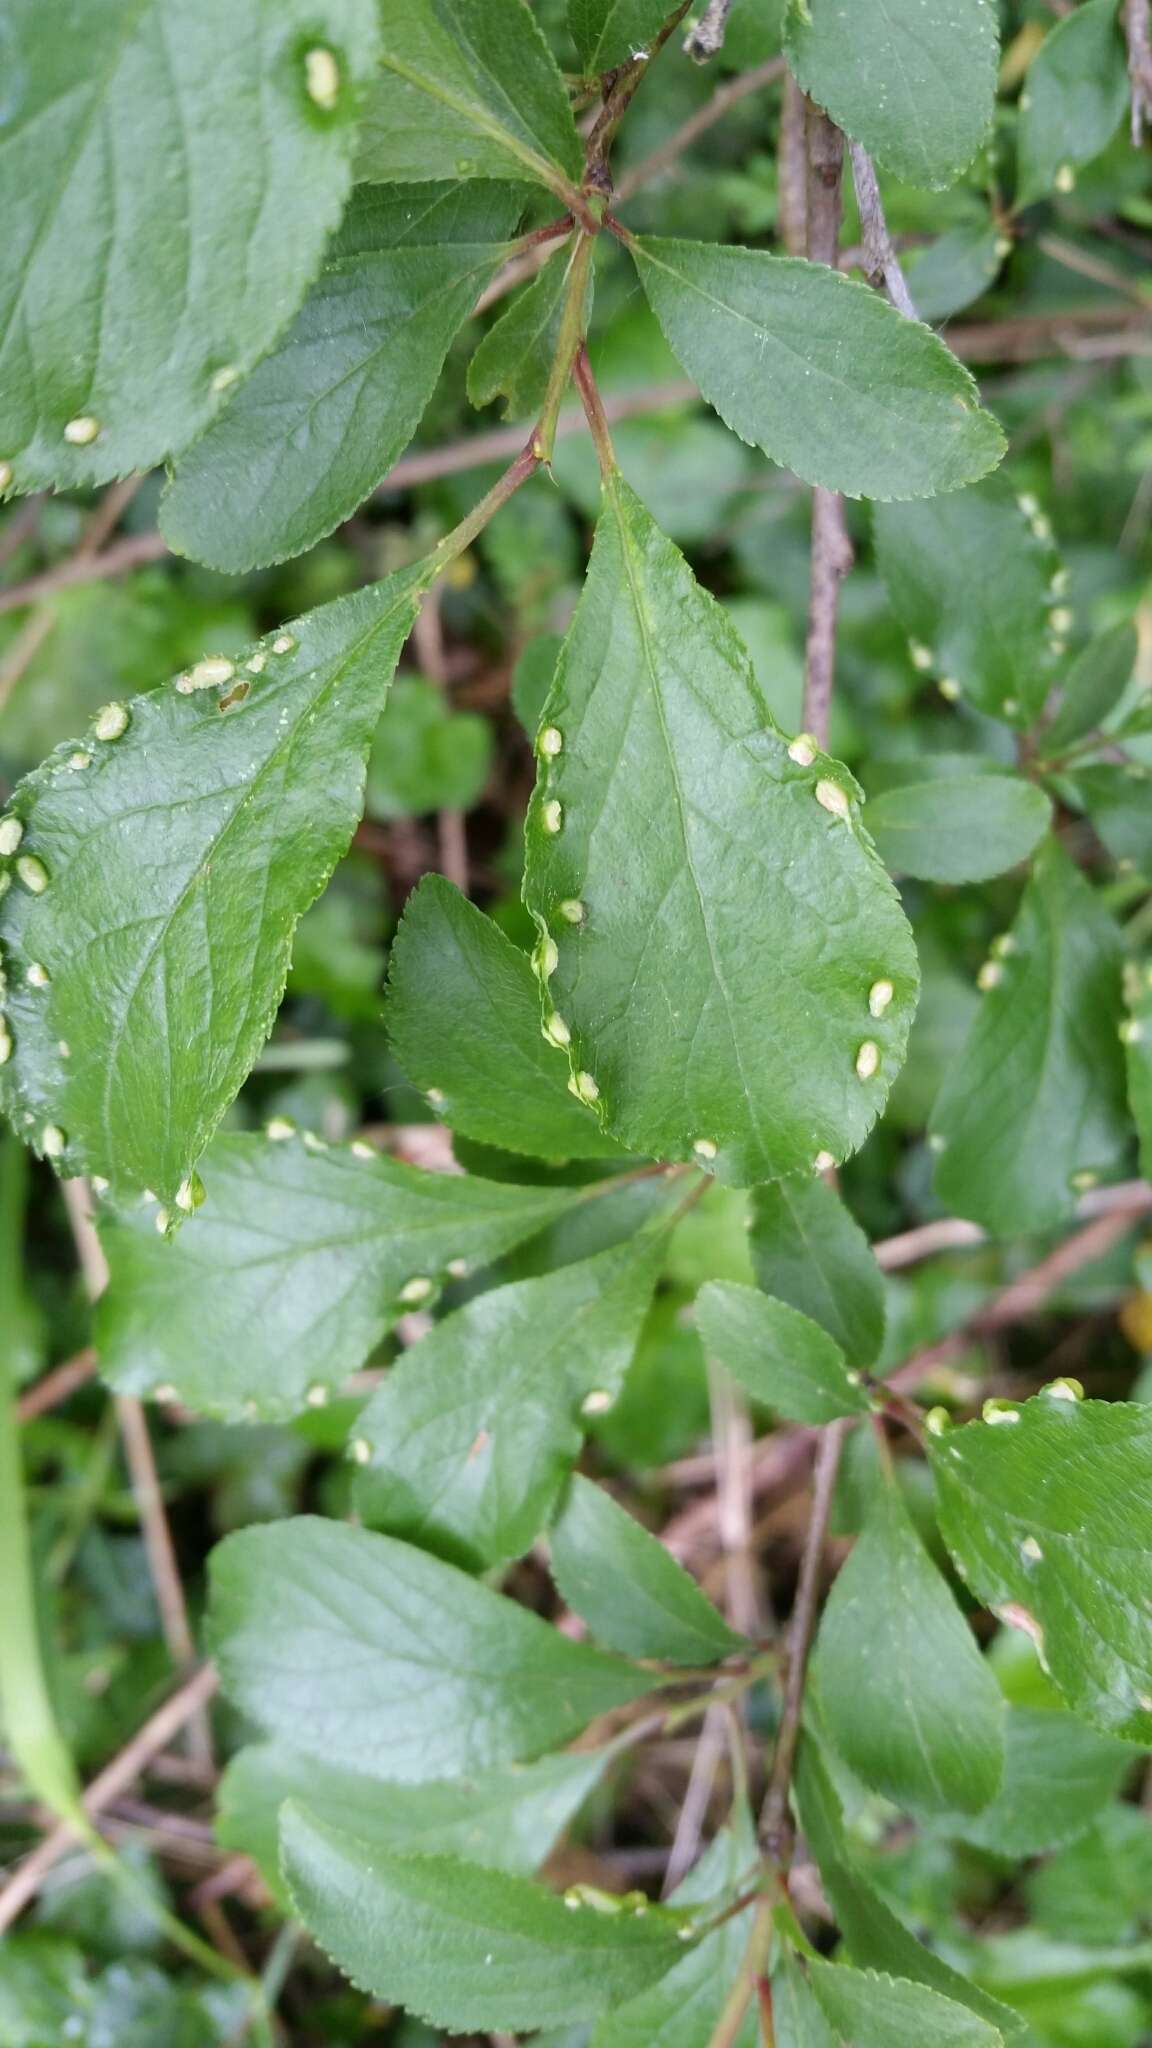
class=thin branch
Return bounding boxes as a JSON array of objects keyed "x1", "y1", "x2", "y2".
[
  {"x1": 16, "y1": 1345, "x2": 98, "y2": 1421},
  {"x1": 662, "y1": 1182, "x2": 1152, "y2": 1562},
  {"x1": 1126, "y1": 0, "x2": 1152, "y2": 139},
  {"x1": 803, "y1": 491, "x2": 853, "y2": 744},
  {"x1": 60, "y1": 1179, "x2": 211, "y2": 1769},
  {"x1": 383, "y1": 380, "x2": 695, "y2": 491},
  {"x1": 412, "y1": 591, "x2": 470, "y2": 893},
  {"x1": 947, "y1": 303, "x2": 1152, "y2": 362},
  {"x1": 777, "y1": 75, "x2": 809, "y2": 258},
  {"x1": 801, "y1": 102, "x2": 852, "y2": 743},
  {"x1": 684, "y1": 0, "x2": 736, "y2": 62},
  {"x1": 706, "y1": 1895, "x2": 775, "y2": 2048},
  {"x1": 0, "y1": 494, "x2": 46, "y2": 573},
  {"x1": 0, "y1": 478, "x2": 145, "y2": 713},
  {"x1": 848, "y1": 143, "x2": 918, "y2": 319},
  {"x1": 616, "y1": 57, "x2": 785, "y2": 201},
  {"x1": 759, "y1": 1421, "x2": 848, "y2": 1864},
  {"x1": 663, "y1": 1360, "x2": 759, "y2": 1896},
  {"x1": 0, "y1": 531, "x2": 168, "y2": 618},
  {"x1": 573, "y1": 345, "x2": 619, "y2": 478},
  {"x1": 584, "y1": 1, "x2": 695, "y2": 187},
  {"x1": 0, "y1": 1663, "x2": 218, "y2": 1931}
]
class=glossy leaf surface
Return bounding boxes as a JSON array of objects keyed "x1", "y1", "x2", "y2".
[
  {"x1": 785, "y1": 0, "x2": 998, "y2": 190},
  {"x1": 523, "y1": 474, "x2": 919, "y2": 1186},
  {"x1": 930, "y1": 1396, "x2": 1152, "y2": 1742},
  {"x1": 209, "y1": 1516, "x2": 654, "y2": 1780},
  {"x1": 163, "y1": 185, "x2": 521, "y2": 571},
  {"x1": 0, "y1": 576, "x2": 425, "y2": 1205},
  {"x1": 930, "y1": 840, "x2": 1127, "y2": 1233},
  {"x1": 352, "y1": 1231, "x2": 666, "y2": 1568},
  {"x1": 98, "y1": 1132, "x2": 585, "y2": 1420},
  {"x1": 0, "y1": 0, "x2": 380, "y2": 489},
  {"x1": 633, "y1": 240, "x2": 1004, "y2": 501}
]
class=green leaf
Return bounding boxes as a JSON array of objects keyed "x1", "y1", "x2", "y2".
[
  {"x1": 1124, "y1": 955, "x2": 1152, "y2": 1178},
  {"x1": 1042, "y1": 623, "x2": 1138, "y2": 755},
  {"x1": 930, "y1": 839, "x2": 1127, "y2": 1233},
  {"x1": 591, "y1": 1816, "x2": 760, "y2": 2048},
  {"x1": 784, "y1": 0, "x2": 998, "y2": 191},
  {"x1": 367, "y1": 677, "x2": 493, "y2": 820},
  {"x1": 631, "y1": 240, "x2": 1004, "y2": 501},
  {"x1": 1068, "y1": 763, "x2": 1152, "y2": 876},
  {"x1": 812, "y1": 1485, "x2": 1004, "y2": 1813},
  {"x1": 280, "y1": 1807, "x2": 689, "y2": 2032},
  {"x1": 569, "y1": 0, "x2": 673, "y2": 71},
  {"x1": 0, "y1": 0, "x2": 380, "y2": 491},
  {"x1": 468, "y1": 241, "x2": 591, "y2": 420},
  {"x1": 929, "y1": 1393, "x2": 1152, "y2": 1743},
  {"x1": 386, "y1": 875, "x2": 625, "y2": 1158},
  {"x1": 945, "y1": 1705, "x2": 1134, "y2": 1858},
  {"x1": 522, "y1": 474, "x2": 919, "y2": 1186},
  {"x1": 873, "y1": 479, "x2": 1060, "y2": 725},
  {"x1": 352, "y1": 1231, "x2": 667, "y2": 1569},
  {"x1": 0, "y1": 573, "x2": 426, "y2": 1207},
  {"x1": 865, "y1": 772, "x2": 1051, "y2": 884},
  {"x1": 809, "y1": 1961, "x2": 1005, "y2": 2048},
  {"x1": 162, "y1": 184, "x2": 520, "y2": 573},
  {"x1": 794, "y1": 1741, "x2": 1025, "y2": 2037},
  {"x1": 549, "y1": 1473, "x2": 746, "y2": 1664},
  {"x1": 1026, "y1": 1805, "x2": 1152, "y2": 1944},
  {"x1": 208, "y1": 1515, "x2": 654, "y2": 1780},
  {"x1": 695, "y1": 1282, "x2": 871, "y2": 1424},
  {"x1": 1017, "y1": 0, "x2": 1129, "y2": 205},
  {"x1": 357, "y1": 0, "x2": 582, "y2": 194},
  {"x1": 218, "y1": 1739, "x2": 614, "y2": 1906},
  {"x1": 748, "y1": 1175, "x2": 886, "y2": 1367},
  {"x1": 98, "y1": 1132, "x2": 587, "y2": 1421},
  {"x1": 771, "y1": 1953, "x2": 838, "y2": 2048},
  {"x1": 904, "y1": 223, "x2": 1006, "y2": 323}
]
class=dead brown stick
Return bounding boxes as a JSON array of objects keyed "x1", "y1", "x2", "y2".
[
  {"x1": 16, "y1": 1345, "x2": 98, "y2": 1420},
  {"x1": 0, "y1": 529, "x2": 170, "y2": 618},
  {"x1": 1126, "y1": 0, "x2": 1152, "y2": 138},
  {"x1": 777, "y1": 75, "x2": 809, "y2": 258},
  {"x1": 412, "y1": 590, "x2": 470, "y2": 892},
  {"x1": 662, "y1": 1362, "x2": 760, "y2": 1894},
  {"x1": 683, "y1": 0, "x2": 736, "y2": 61},
  {"x1": 59, "y1": 1179, "x2": 211, "y2": 1768},
  {"x1": 801, "y1": 104, "x2": 852, "y2": 745},
  {"x1": 616, "y1": 57, "x2": 787, "y2": 201},
  {"x1": 0, "y1": 1663, "x2": 218, "y2": 1932},
  {"x1": 848, "y1": 142, "x2": 917, "y2": 319},
  {"x1": 0, "y1": 478, "x2": 144, "y2": 707},
  {"x1": 759, "y1": 1420, "x2": 847, "y2": 1862}
]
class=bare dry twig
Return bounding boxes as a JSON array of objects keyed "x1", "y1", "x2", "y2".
[
  {"x1": 0, "y1": 1663, "x2": 219, "y2": 1931},
  {"x1": 60, "y1": 1179, "x2": 212, "y2": 1768},
  {"x1": 616, "y1": 57, "x2": 786, "y2": 199},
  {"x1": 759, "y1": 1421, "x2": 847, "y2": 1863},
  {"x1": 1126, "y1": 0, "x2": 1152, "y2": 139},
  {"x1": 848, "y1": 142, "x2": 918, "y2": 318},
  {"x1": 801, "y1": 104, "x2": 853, "y2": 744},
  {"x1": 683, "y1": 0, "x2": 736, "y2": 62}
]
